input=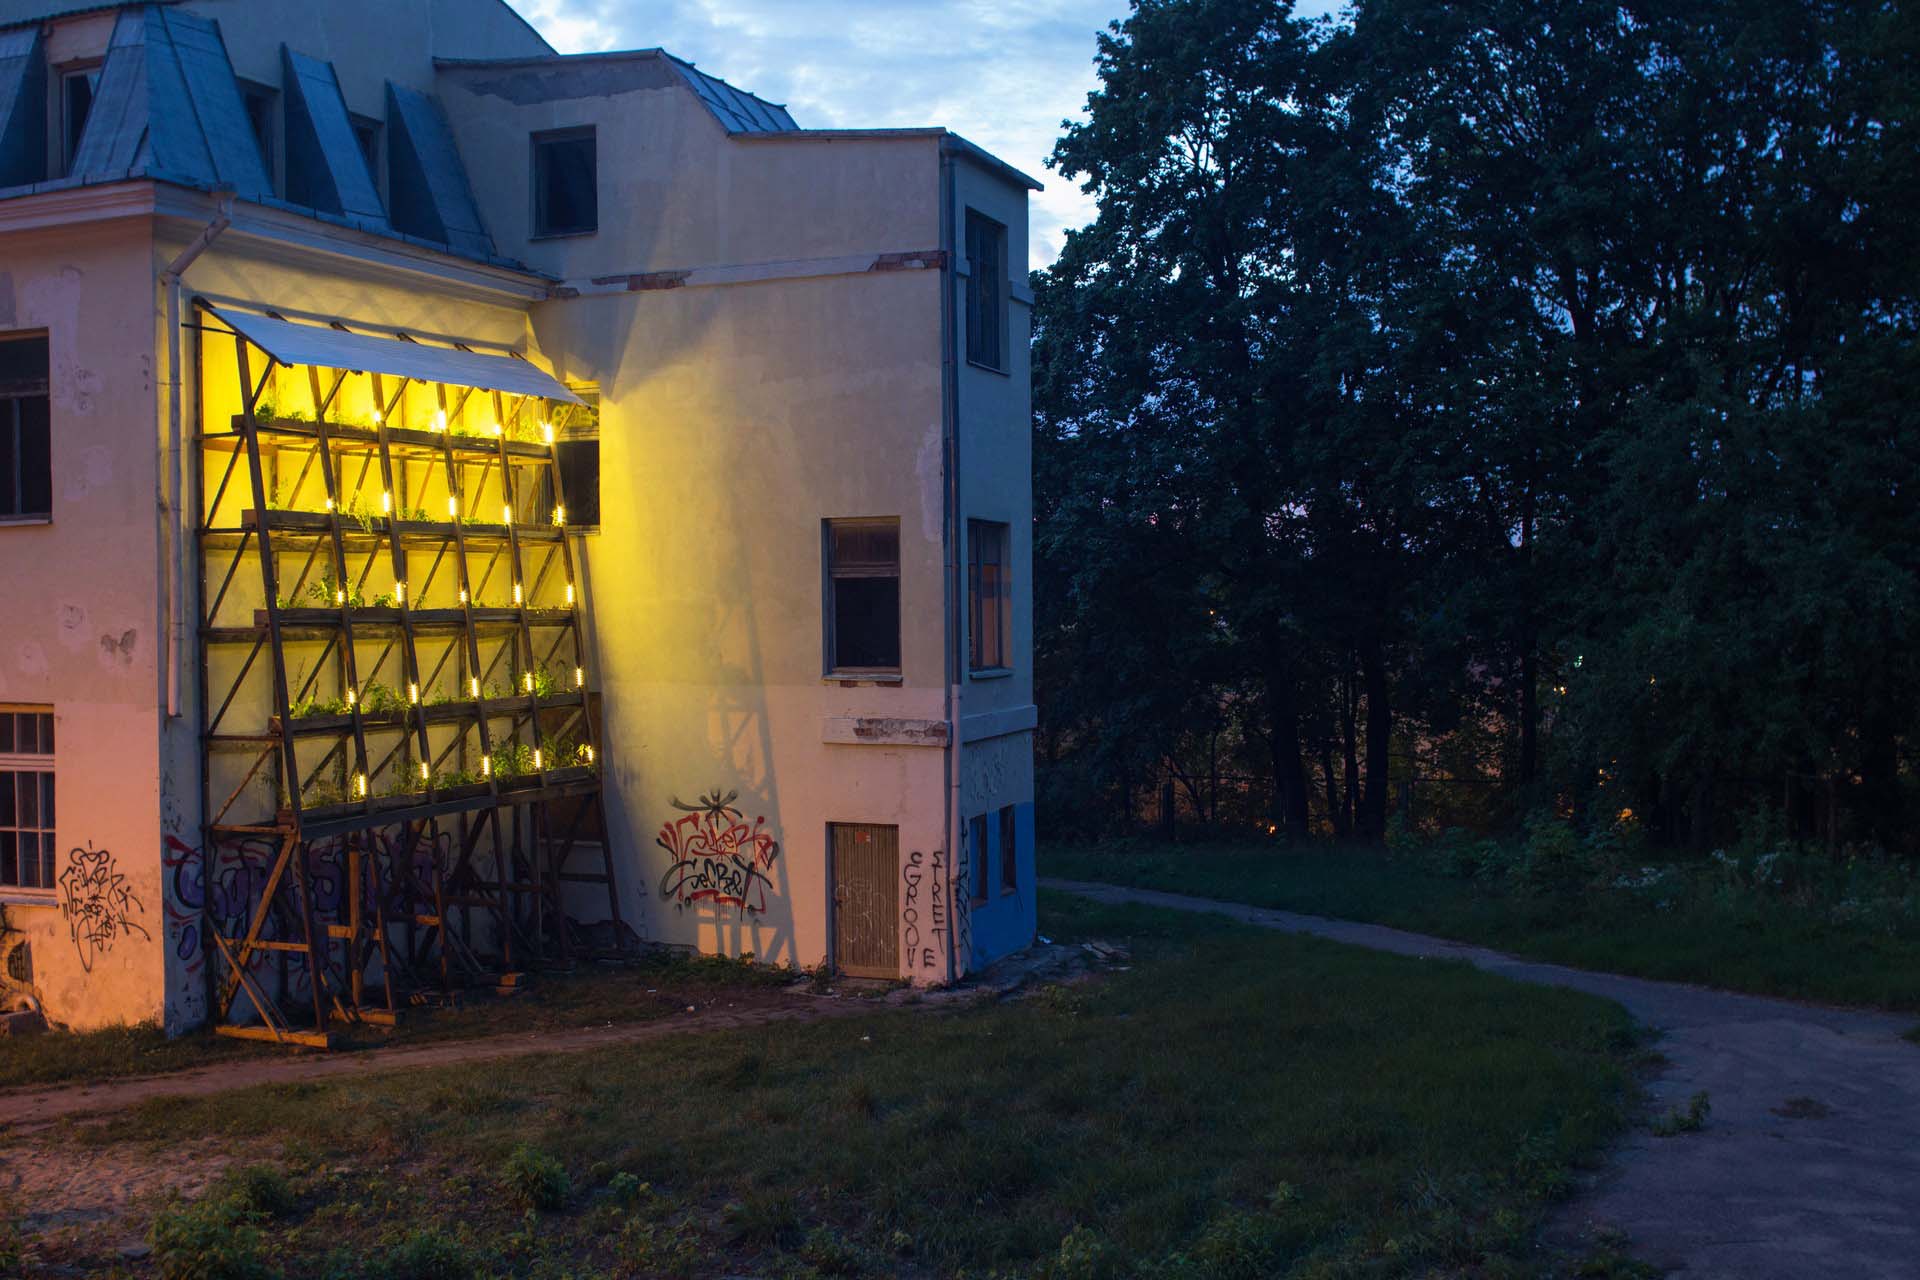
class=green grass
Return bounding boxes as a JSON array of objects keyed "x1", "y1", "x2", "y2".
[
  {"x1": 0, "y1": 951, "x2": 793, "y2": 1091},
  {"x1": 32, "y1": 894, "x2": 1643, "y2": 1278},
  {"x1": 1044, "y1": 841, "x2": 1920, "y2": 1011}
]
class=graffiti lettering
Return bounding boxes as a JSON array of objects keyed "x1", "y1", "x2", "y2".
[
  {"x1": 657, "y1": 789, "x2": 781, "y2": 916},
  {"x1": 58, "y1": 844, "x2": 151, "y2": 973}
]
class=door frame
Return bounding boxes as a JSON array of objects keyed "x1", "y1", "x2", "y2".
[{"x1": 828, "y1": 822, "x2": 900, "y2": 978}]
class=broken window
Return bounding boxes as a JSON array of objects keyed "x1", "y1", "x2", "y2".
[
  {"x1": 965, "y1": 209, "x2": 1006, "y2": 370},
  {"x1": 968, "y1": 519, "x2": 1011, "y2": 672},
  {"x1": 0, "y1": 334, "x2": 51, "y2": 522},
  {"x1": 61, "y1": 65, "x2": 101, "y2": 175},
  {"x1": 824, "y1": 519, "x2": 900, "y2": 674},
  {"x1": 0, "y1": 708, "x2": 55, "y2": 891},
  {"x1": 533, "y1": 126, "x2": 597, "y2": 237}
]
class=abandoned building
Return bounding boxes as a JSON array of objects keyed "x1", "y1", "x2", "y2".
[{"x1": 0, "y1": 0, "x2": 1037, "y2": 1040}]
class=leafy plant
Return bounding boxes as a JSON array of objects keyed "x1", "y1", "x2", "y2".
[
  {"x1": 1652, "y1": 1091, "x2": 1711, "y2": 1137},
  {"x1": 499, "y1": 1144, "x2": 570, "y2": 1212},
  {"x1": 150, "y1": 1191, "x2": 272, "y2": 1280}
]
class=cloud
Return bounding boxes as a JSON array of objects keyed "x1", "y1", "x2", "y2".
[{"x1": 510, "y1": 1, "x2": 1345, "y2": 267}]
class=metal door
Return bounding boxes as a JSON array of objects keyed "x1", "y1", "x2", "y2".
[{"x1": 830, "y1": 823, "x2": 898, "y2": 978}]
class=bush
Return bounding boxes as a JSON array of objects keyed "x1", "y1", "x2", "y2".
[
  {"x1": 498, "y1": 1144, "x2": 571, "y2": 1212},
  {"x1": 150, "y1": 1194, "x2": 271, "y2": 1280},
  {"x1": 1044, "y1": 1226, "x2": 1119, "y2": 1280},
  {"x1": 378, "y1": 1228, "x2": 479, "y2": 1280},
  {"x1": 214, "y1": 1165, "x2": 297, "y2": 1219}
]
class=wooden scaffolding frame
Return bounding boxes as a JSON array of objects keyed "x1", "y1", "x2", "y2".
[{"x1": 194, "y1": 304, "x2": 627, "y2": 1047}]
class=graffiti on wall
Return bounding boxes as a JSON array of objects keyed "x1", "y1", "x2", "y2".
[
  {"x1": 58, "y1": 843, "x2": 151, "y2": 973},
  {"x1": 657, "y1": 789, "x2": 781, "y2": 916},
  {"x1": 901, "y1": 848, "x2": 947, "y2": 972}
]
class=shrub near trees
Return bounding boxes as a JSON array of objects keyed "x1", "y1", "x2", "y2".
[{"x1": 1034, "y1": 0, "x2": 1920, "y2": 850}]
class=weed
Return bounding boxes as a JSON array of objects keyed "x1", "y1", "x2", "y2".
[
  {"x1": 618, "y1": 1213, "x2": 703, "y2": 1277},
  {"x1": 723, "y1": 1189, "x2": 804, "y2": 1249},
  {"x1": 215, "y1": 1165, "x2": 297, "y2": 1219},
  {"x1": 150, "y1": 1192, "x2": 272, "y2": 1280},
  {"x1": 499, "y1": 1144, "x2": 571, "y2": 1211},
  {"x1": 799, "y1": 1225, "x2": 867, "y2": 1276},
  {"x1": 377, "y1": 1228, "x2": 480, "y2": 1280},
  {"x1": 1043, "y1": 1225, "x2": 1117, "y2": 1280},
  {"x1": 1651, "y1": 1090, "x2": 1711, "y2": 1136}
]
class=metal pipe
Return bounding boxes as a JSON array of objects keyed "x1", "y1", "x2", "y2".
[
  {"x1": 160, "y1": 194, "x2": 233, "y2": 718},
  {"x1": 938, "y1": 144, "x2": 960, "y2": 987}
]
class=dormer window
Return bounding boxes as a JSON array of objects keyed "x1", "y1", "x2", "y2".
[
  {"x1": 532, "y1": 126, "x2": 596, "y2": 238},
  {"x1": 60, "y1": 65, "x2": 101, "y2": 175},
  {"x1": 238, "y1": 81, "x2": 277, "y2": 193}
]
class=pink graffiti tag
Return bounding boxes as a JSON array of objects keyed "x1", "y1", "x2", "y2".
[
  {"x1": 656, "y1": 789, "x2": 780, "y2": 916},
  {"x1": 58, "y1": 843, "x2": 151, "y2": 974}
]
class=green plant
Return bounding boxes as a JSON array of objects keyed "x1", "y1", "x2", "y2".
[
  {"x1": 376, "y1": 1228, "x2": 479, "y2": 1280},
  {"x1": 359, "y1": 681, "x2": 404, "y2": 715},
  {"x1": 214, "y1": 1165, "x2": 297, "y2": 1219},
  {"x1": 722, "y1": 1190, "x2": 803, "y2": 1249},
  {"x1": 150, "y1": 1192, "x2": 272, "y2": 1280},
  {"x1": 799, "y1": 1225, "x2": 867, "y2": 1276},
  {"x1": 492, "y1": 740, "x2": 538, "y2": 779},
  {"x1": 1652, "y1": 1091, "x2": 1711, "y2": 1136},
  {"x1": 499, "y1": 1143, "x2": 570, "y2": 1212},
  {"x1": 307, "y1": 576, "x2": 364, "y2": 610},
  {"x1": 619, "y1": 1214, "x2": 703, "y2": 1277}
]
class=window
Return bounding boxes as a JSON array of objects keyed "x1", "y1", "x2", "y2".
[
  {"x1": 824, "y1": 519, "x2": 900, "y2": 674},
  {"x1": 968, "y1": 520, "x2": 1011, "y2": 672},
  {"x1": 965, "y1": 210, "x2": 1006, "y2": 370},
  {"x1": 546, "y1": 387, "x2": 600, "y2": 530},
  {"x1": 999, "y1": 805, "x2": 1018, "y2": 893},
  {"x1": 239, "y1": 82, "x2": 277, "y2": 188},
  {"x1": 0, "y1": 709, "x2": 55, "y2": 891},
  {"x1": 352, "y1": 117, "x2": 383, "y2": 195},
  {"x1": 969, "y1": 813, "x2": 989, "y2": 904},
  {"x1": 533, "y1": 127, "x2": 597, "y2": 237},
  {"x1": 61, "y1": 65, "x2": 101, "y2": 175},
  {"x1": 0, "y1": 334, "x2": 51, "y2": 522}
]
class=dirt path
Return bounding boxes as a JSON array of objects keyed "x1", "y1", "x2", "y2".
[
  {"x1": 1044, "y1": 878, "x2": 1920, "y2": 1280},
  {"x1": 0, "y1": 997, "x2": 876, "y2": 1132}
]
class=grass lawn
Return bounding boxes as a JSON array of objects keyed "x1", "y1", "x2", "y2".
[
  {"x1": 1044, "y1": 841, "x2": 1920, "y2": 1012},
  {"x1": 0, "y1": 952, "x2": 793, "y2": 1092},
  {"x1": 18, "y1": 894, "x2": 1645, "y2": 1279}
]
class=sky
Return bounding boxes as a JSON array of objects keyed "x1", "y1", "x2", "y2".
[{"x1": 514, "y1": 1, "x2": 1340, "y2": 268}]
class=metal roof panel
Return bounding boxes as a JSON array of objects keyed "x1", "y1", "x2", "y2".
[
  {"x1": 0, "y1": 26, "x2": 45, "y2": 186},
  {"x1": 282, "y1": 46, "x2": 387, "y2": 224},
  {"x1": 211, "y1": 308, "x2": 583, "y2": 405}
]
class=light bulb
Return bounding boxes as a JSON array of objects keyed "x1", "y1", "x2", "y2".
[
  {"x1": 523, "y1": 671, "x2": 534, "y2": 693},
  {"x1": 408, "y1": 682, "x2": 419, "y2": 704},
  {"x1": 553, "y1": 505, "x2": 566, "y2": 527},
  {"x1": 335, "y1": 588, "x2": 345, "y2": 605},
  {"x1": 512, "y1": 582, "x2": 523, "y2": 605},
  {"x1": 371, "y1": 409, "x2": 383, "y2": 424},
  {"x1": 491, "y1": 423, "x2": 504, "y2": 437},
  {"x1": 447, "y1": 496, "x2": 458, "y2": 518},
  {"x1": 418, "y1": 761, "x2": 430, "y2": 782},
  {"x1": 433, "y1": 410, "x2": 447, "y2": 431},
  {"x1": 324, "y1": 496, "x2": 335, "y2": 511},
  {"x1": 381, "y1": 490, "x2": 392, "y2": 514},
  {"x1": 480, "y1": 756, "x2": 491, "y2": 777},
  {"x1": 469, "y1": 676, "x2": 480, "y2": 698},
  {"x1": 345, "y1": 687, "x2": 357, "y2": 706},
  {"x1": 501, "y1": 503, "x2": 513, "y2": 525},
  {"x1": 458, "y1": 587, "x2": 469, "y2": 604},
  {"x1": 533, "y1": 748, "x2": 544, "y2": 770},
  {"x1": 353, "y1": 773, "x2": 367, "y2": 798},
  {"x1": 393, "y1": 582, "x2": 406, "y2": 605},
  {"x1": 540, "y1": 422, "x2": 554, "y2": 444},
  {"x1": 565, "y1": 583, "x2": 575, "y2": 606},
  {"x1": 583, "y1": 744, "x2": 594, "y2": 764},
  {"x1": 573, "y1": 666, "x2": 583, "y2": 688}
]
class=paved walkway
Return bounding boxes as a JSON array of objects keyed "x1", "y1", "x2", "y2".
[{"x1": 1043, "y1": 878, "x2": 1920, "y2": 1280}]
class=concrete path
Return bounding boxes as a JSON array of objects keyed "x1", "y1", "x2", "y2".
[{"x1": 1042, "y1": 878, "x2": 1920, "y2": 1280}]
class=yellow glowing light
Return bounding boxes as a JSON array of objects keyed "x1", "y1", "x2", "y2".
[
  {"x1": 491, "y1": 423, "x2": 504, "y2": 437},
  {"x1": 371, "y1": 409, "x2": 383, "y2": 425},
  {"x1": 381, "y1": 490, "x2": 392, "y2": 514},
  {"x1": 419, "y1": 761, "x2": 430, "y2": 782},
  {"x1": 447, "y1": 495, "x2": 458, "y2": 518},
  {"x1": 433, "y1": 410, "x2": 447, "y2": 431},
  {"x1": 335, "y1": 588, "x2": 345, "y2": 605},
  {"x1": 393, "y1": 582, "x2": 406, "y2": 605},
  {"x1": 353, "y1": 773, "x2": 368, "y2": 798},
  {"x1": 324, "y1": 496, "x2": 335, "y2": 512},
  {"x1": 564, "y1": 583, "x2": 575, "y2": 606},
  {"x1": 458, "y1": 587, "x2": 469, "y2": 605},
  {"x1": 552, "y1": 505, "x2": 566, "y2": 527},
  {"x1": 469, "y1": 676, "x2": 481, "y2": 698},
  {"x1": 408, "y1": 682, "x2": 419, "y2": 704},
  {"x1": 481, "y1": 756, "x2": 492, "y2": 777},
  {"x1": 573, "y1": 666, "x2": 583, "y2": 688},
  {"x1": 501, "y1": 503, "x2": 513, "y2": 526},
  {"x1": 582, "y1": 744, "x2": 594, "y2": 765},
  {"x1": 540, "y1": 421, "x2": 554, "y2": 444},
  {"x1": 533, "y1": 748, "x2": 544, "y2": 770},
  {"x1": 345, "y1": 687, "x2": 357, "y2": 706},
  {"x1": 512, "y1": 583, "x2": 523, "y2": 606},
  {"x1": 523, "y1": 671, "x2": 534, "y2": 693}
]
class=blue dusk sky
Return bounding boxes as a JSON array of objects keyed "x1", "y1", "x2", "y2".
[{"x1": 515, "y1": 1, "x2": 1343, "y2": 268}]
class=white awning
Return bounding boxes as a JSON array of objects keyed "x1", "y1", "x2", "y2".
[{"x1": 211, "y1": 308, "x2": 584, "y2": 405}]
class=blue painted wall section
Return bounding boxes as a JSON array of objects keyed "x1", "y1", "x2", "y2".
[{"x1": 966, "y1": 799, "x2": 1037, "y2": 970}]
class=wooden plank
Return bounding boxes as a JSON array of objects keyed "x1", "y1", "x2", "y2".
[{"x1": 215, "y1": 1024, "x2": 337, "y2": 1049}]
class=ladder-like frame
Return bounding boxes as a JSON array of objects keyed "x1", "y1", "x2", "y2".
[{"x1": 195, "y1": 307, "x2": 627, "y2": 1047}]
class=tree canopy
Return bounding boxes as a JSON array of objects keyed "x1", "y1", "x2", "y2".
[{"x1": 1034, "y1": 0, "x2": 1920, "y2": 849}]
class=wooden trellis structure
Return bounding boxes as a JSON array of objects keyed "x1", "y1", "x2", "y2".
[{"x1": 195, "y1": 303, "x2": 626, "y2": 1047}]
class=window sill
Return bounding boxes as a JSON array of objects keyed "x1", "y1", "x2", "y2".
[
  {"x1": 969, "y1": 667, "x2": 1014, "y2": 681},
  {"x1": 0, "y1": 515, "x2": 52, "y2": 528},
  {"x1": 965, "y1": 357, "x2": 1010, "y2": 378},
  {"x1": 531, "y1": 228, "x2": 598, "y2": 242},
  {"x1": 824, "y1": 672, "x2": 903, "y2": 686},
  {"x1": 0, "y1": 891, "x2": 55, "y2": 908}
]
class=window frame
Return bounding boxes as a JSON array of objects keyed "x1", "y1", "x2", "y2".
[
  {"x1": 964, "y1": 209, "x2": 1008, "y2": 373},
  {"x1": 823, "y1": 517, "x2": 903, "y2": 678},
  {"x1": 0, "y1": 707, "x2": 56, "y2": 896},
  {"x1": 351, "y1": 114, "x2": 384, "y2": 200},
  {"x1": 237, "y1": 79, "x2": 279, "y2": 195},
  {"x1": 967, "y1": 518, "x2": 1012, "y2": 674},
  {"x1": 59, "y1": 62, "x2": 102, "y2": 177},
  {"x1": 999, "y1": 804, "x2": 1018, "y2": 894},
  {"x1": 0, "y1": 331, "x2": 52, "y2": 525},
  {"x1": 531, "y1": 125, "x2": 599, "y2": 240},
  {"x1": 546, "y1": 384, "x2": 600, "y2": 533}
]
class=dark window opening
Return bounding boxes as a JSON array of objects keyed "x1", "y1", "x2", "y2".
[
  {"x1": 543, "y1": 386, "x2": 600, "y2": 529},
  {"x1": 968, "y1": 519, "x2": 1011, "y2": 671},
  {"x1": 239, "y1": 82, "x2": 276, "y2": 188},
  {"x1": 965, "y1": 209, "x2": 1006, "y2": 370},
  {"x1": 825, "y1": 519, "x2": 900, "y2": 673},
  {"x1": 533, "y1": 127, "x2": 597, "y2": 237},
  {"x1": 1, "y1": 334, "x2": 51, "y2": 521},
  {"x1": 969, "y1": 813, "x2": 989, "y2": 903},
  {"x1": 0, "y1": 709, "x2": 55, "y2": 891},
  {"x1": 352, "y1": 117, "x2": 382, "y2": 193},
  {"x1": 999, "y1": 805, "x2": 1018, "y2": 892},
  {"x1": 61, "y1": 66, "x2": 101, "y2": 175}
]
